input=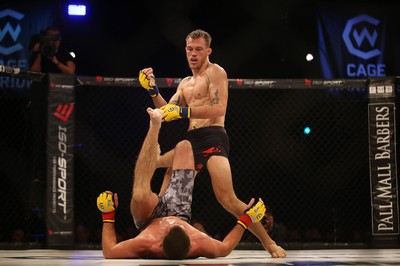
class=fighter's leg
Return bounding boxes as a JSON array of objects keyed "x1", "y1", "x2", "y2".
[
  {"x1": 172, "y1": 140, "x2": 194, "y2": 170},
  {"x1": 206, "y1": 156, "x2": 242, "y2": 217},
  {"x1": 157, "y1": 149, "x2": 175, "y2": 168},
  {"x1": 130, "y1": 108, "x2": 163, "y2": 220},
  {"x1": 156, "y1": 144, "x2": 175, "y2": 196},
  {"x1": 158, "y1": 167, "x2": 172, "y2": 196},
  {"x1": 207, "y1": 155, "x2": 286, "y2": 258},
  {"x1": 159, "y1": 140, "x2": 195, "y2": 196}
]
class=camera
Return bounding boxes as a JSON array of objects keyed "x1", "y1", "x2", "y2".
[
  {"x1": 29, "y1": 32, "x2": 61, "y2": 57},
  {"x1": 39, "y1": 35, "x2": 57, "y2": 57}
]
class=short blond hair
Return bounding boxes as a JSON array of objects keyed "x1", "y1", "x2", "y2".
[{"x1": 186, "y1": 29, "x2": 212, "y2": 48}]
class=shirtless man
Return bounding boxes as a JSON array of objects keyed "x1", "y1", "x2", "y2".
[
  {"x1": 97, "y1": 107, "x2": 266, "y2": 259},
  {"x1": 138, "y1": 29, "x2": 286, "y2": 258}
]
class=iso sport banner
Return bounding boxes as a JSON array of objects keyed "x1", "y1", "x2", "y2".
[
  {"x1": 47, "y1": 73, "x2": 75, "y2": 247},
  {"x1": 0, "y1": 2, "x2": 54, "y2": 92},
  {"x1": 317, "y1": 4, "x2": 400, "y2": 79}
]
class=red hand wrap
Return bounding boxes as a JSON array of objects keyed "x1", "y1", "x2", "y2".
[
  {"x1": 237, "y1": 214, "x2": 252, "y2": 229},
  {"x1": 102, "y1": 212, "x2": 115, "y2": 223}
]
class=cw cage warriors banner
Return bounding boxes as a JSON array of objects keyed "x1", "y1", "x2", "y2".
[
  {"x1": 0, "y1": 3, "x2": 54, "y2": 91},
  {"x1": 317, "y1": 4, "x2": 400, "y2": 79},
  {"x1": 47, "y1": 73, "x2": 75, "y2": 247},
  {"x1": 368, "y1": 77, "x2": 399, "y2": 238}
]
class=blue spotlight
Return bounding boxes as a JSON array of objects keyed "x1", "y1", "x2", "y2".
[
  {"x1": 303, "y1": 126, "x2": 311, "y2": 135},
  {"x1": 68, "y1": 4, "x2": 86, "y2": 16}
]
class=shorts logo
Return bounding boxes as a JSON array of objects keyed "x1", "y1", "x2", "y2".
[
  {"x1": 0, "y1": 9, "x2": 24, "y2": 55},
  {"x1": 202, "y1": 146, "x2": 222, "y2": 157},
  {"x1": 342, "y1": 14, "x2": 381, "y2": 60}
]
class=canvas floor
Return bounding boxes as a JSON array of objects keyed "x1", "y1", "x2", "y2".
[{"x1": 0, "y1": 248, "x2": 399, "y2": 266}]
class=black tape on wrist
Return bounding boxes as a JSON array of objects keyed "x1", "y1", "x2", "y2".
[{"x1": 149, "y1": 85, "x2": 159, "y2": 98}]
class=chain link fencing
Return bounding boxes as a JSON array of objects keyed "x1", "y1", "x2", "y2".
[{"x1": 1, "y1": 79, "x2": 398, "y2": 249}]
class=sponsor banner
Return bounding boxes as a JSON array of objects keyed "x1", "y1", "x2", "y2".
[
  {"x1": 368, "y1": 77, "x2": 396, "y2": 99},
  {"x1": 79, "y1": 75, "x2": 183, "y2": 88},
  {"x1": 317, "y1": 5, "x2": 400, "y2": 78},
  {"x1": 78, "y1": 76, "x2": 368, "y2": 90},
  {"x1": 368, "y1": 100, "x2": 399, "y2": 235},
  {"x1": 46, "y1": 73, "x2": 75, "y2": 247}
]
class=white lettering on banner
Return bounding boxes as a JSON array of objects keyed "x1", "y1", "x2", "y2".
[
  {"x1": 57, "y1": 125, "x2": 68, "y2": 218},
  {"x1": 347, "y1": 63, "x2": 386, "y2": 77},
  {"x1": 254, "y1": 80, "x2": 276, "y2": 86},
  {"x1": 376, "y1": 163, "x2": 395, "y2": 232},
  {"x1": 52, "y1": 231, "x2": 73, "y2": 235},
  {"x1": 323, "y1": 80, "x2": 344, "y2": 86},
  {"x1": 52, "y1": 156, "x2": 57, "y2": 213},
  {"x1": 369, "y1": 102, "x2": 398, "y2": 235},
  {"x1": 374, "y1": 106, "x2": 390, "y2": 160},
  {"x1": 0, "y1": 59, "x2": 31, "y2": 88},
  {"x1": 114, "y1": 78, "x2": 135, "y2": 83},
  {"x1": 53, "y1": 84, "x2": 74, "y2": 90},
  {"x1": 376, "y1": 164, "x2": 392, "y2": 199}
]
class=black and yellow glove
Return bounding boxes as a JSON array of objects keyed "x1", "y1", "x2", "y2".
[
  {"x1": 97, "y1": 191, "x2": 117, "y2": 223},
  {"x1": 160, "y1": 104, "x2": 190, "y2": 122},
  {"x1": 139, "y1": 70, "x2": 159, "y2": 98},
  {"x1": 237, "y1": 199, "x2": 266, "y2": 229}
]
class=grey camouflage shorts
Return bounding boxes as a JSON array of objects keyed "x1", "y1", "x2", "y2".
[{"x1": 133, "y1": 169, "x2": 196, "y2": 230}]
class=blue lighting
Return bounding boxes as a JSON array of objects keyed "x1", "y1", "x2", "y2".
[
  {"x1": 68, "y1": 4, "x2": 86, "y2": 16},
  {"x1": 304, "y1": 126, "x2": 311, "y2": 135}
]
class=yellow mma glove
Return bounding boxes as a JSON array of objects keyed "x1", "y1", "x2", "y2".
[
  {"x1": 237, "y1": 198, "x2": 266, "y2": 229},
  {"x1": 97, "y1": 191, "x2": 117, "y2": 223},
  {"x1": 138, "y1": 70, "x2": 159, "y2": 98},
  {"x1": 160, "y1": 104, "x2": 191, "y2": 122}
]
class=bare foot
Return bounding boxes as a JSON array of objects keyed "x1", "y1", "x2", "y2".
[{"x1": 147, "y1": 107, "x2": 163, "y2": 126}]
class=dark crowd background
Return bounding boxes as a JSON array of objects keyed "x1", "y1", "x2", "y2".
[{"x1": 13, "y1": 0, "x2": 400, "y2": 79}]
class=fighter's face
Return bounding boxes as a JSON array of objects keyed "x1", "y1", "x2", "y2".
[{"x1": 185, "y1": 37, "x2": 211, "y2": 70}]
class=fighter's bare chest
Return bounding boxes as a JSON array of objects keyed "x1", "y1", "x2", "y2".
[{"x1": 183, "y1": 78, "x2": 209, "y2": 100}]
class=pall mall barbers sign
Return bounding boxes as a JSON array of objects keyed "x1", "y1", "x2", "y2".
[{"x1": 368, "y1": 90, "x2": 399, "y2": 235}]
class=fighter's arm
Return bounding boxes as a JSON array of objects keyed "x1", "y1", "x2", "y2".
[
  {"x1": 101, "y1": 223, "x2": 150, "y2": 259},
  {"x1": 139, "y1": 67, "x2": 173, "y2": 108},
  {"x1": 168, "y1": 78, "x2": 189, "y2": 106},
  {"x1": 245, "y1": 215, "x2": 287, "y2": 258},
  {"x1": 96, "y1": 191, "x2": 139, "y2": 258},
  {"x1": 98, "y1": 191, "x2": 158, "y2": 259},
  {"x1": 159, "y1": 80, "x2": 190, "y2": 122},
  {"x1": 191, "y1": 198, "x2": 266, "y2": 258},
  {"x1": 260, "y1": 234, "x2": 287, "y2": 258},
  {"x1": 152, "y1": 92, "x2": 168, "y2": 109},
  {"x1": 191, "y1": 224, "x2": 246, "y2": 258}
]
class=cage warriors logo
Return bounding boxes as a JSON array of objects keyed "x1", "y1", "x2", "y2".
[
  {"x1": 342, "y1": 14, "x2": 385, "y2": 77},
  {"x1": 0, "y1": 9, "x2": 32, "y2": 89},
  {"x1": 0, "y1": 9, "x2": 24, "y2": 55}
]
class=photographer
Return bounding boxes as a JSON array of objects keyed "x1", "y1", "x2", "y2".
[{"x1": 29, "y1": 26, "x2": 76, "y2": 74}]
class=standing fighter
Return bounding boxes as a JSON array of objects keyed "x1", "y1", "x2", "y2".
[
  {"x1": 138, "y1": 29, "x2": 286, "y2": 258},
  {"x1": 97, "y1": 108, "x2": 266, "y2": 259}
]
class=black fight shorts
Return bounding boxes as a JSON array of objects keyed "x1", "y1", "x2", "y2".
[{"x1": 186, "y1": 126, "x2": 230, "y2": 171}]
